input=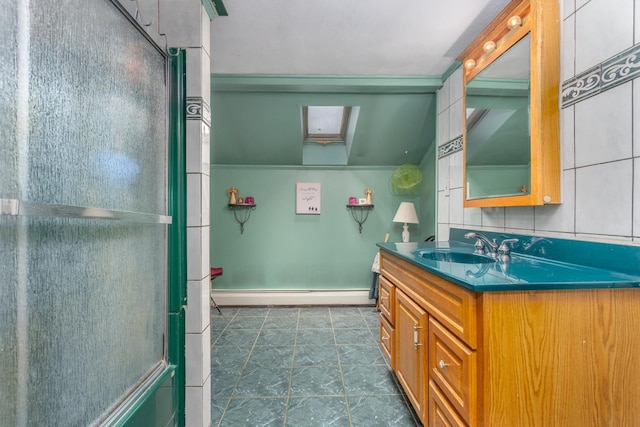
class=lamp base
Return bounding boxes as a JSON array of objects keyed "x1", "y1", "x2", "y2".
[{"x1": 402, "y1": 224, "x2": 410, "y2": 243}]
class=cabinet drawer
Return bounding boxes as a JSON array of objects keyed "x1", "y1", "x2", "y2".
[
  {"x1": 379, "y1": 315, "x2": 394, "y2": 368},
  {"x1": 429, "y1": 317, "x2": 476, "y2": 425},
  {"x1": 428, "y1": 380, "x2": 467, "y2": 427},
  {"x1": 381, "y1": 250, "x2": 477, "y2": 348},
  {"x1": 378, "y1": 275, "x2": 395, "y2": 324}
]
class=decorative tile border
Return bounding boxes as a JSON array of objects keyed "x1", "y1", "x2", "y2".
[
  {"x1": 438, "y1": 135, "x2": 463, "y2": 159},
  {"x1": 187, "y1": 97, "x2": 211, "y2": 126},
  {"x1": 186, "y1": 97, "x2": 202, "y2": 121},
  {"x1": 562, "y1": 43, "x2": 640, "y2": 108}
]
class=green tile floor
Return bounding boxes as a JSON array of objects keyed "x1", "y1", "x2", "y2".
[{"x1": 211, "y1": 306, "x2": 421, "y2": 426}]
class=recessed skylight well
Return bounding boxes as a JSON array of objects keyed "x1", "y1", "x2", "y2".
[{"x1": 303, "y1": 106, "x2": 351, "y2": 145}]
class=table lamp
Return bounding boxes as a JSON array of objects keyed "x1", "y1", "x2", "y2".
[{"x1": 392, "y1": 202, "x2": 419, "y2": 242}]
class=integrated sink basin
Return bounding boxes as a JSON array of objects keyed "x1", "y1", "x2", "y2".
[{"x1": 413, "y1": 249, "x2": 495, "y2": 264}]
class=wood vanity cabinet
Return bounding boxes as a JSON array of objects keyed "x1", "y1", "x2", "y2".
[
  {"x1": 395, "y1": 288, "x2": 428, "y2": 421},
  {"x1": 379, "y1": 249, "x2": 640, "y2": 427},
  {"x1": 378, "y1": 275, "x2": 395, "y2": 368}
]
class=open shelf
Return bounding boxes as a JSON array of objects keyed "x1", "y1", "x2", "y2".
[{"x1": 346, "y1": 204, "x2": 374, "y2": 233}]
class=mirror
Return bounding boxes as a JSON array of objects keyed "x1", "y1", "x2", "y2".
[
  {"x1": 466, "y1": 34, "x2": 530, "y2": 200},
  {"x1": 459, "y1": 0, "x2": 560, "y2": 207}
]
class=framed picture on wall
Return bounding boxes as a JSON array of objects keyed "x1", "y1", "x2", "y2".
[{"x1": 296, "y1": 182, "x2": 321, "y2": 214}]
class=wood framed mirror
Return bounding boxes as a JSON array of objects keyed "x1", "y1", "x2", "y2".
[{"x1": 458, "y1": 0, "x2": 560, "y2": 207}]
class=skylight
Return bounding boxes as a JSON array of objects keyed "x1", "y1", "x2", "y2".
[{"x1": 303, "y1": 106, "x2": 351, "y2": 145}]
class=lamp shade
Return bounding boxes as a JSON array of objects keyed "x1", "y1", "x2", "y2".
[{"x1": 392, "y1": 202, "x2": 419, "y2": 224}]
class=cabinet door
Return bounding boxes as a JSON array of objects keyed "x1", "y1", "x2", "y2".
[{"x1": 395, "y1": 288, "x2": 428, "y2": 422}]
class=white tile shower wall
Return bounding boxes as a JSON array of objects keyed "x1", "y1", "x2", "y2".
[
  {"x1": 436, "y1": 68, "x2": 464, "y2": 239},
  {"x1": 186, "y1": 375, "x2": 211, "y2": 427},
  {"x1": 186, "y1": 276, "x2": 212, "y2": 333},
  {"x1": 574, "y1": 83, "x2": 632, "y2": 167},
  {"x1": 633, "y1": 83, "x2": 640, "y2": 155},
  {"x1": 574, "y1": 0, "x2": 633, "y2": 75},
  {"x1": 437, "y1": 76, "x2": 451, "y2": 120},
  {"x1": 436, "y1": 0, "x2": 640, "y2": 244},
  {"x1": 160, "y1": 1, "x2": 212, "y2": 425}
]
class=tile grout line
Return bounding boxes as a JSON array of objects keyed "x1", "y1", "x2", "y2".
[
  {"x1": 282, "y1": 309, "x2": 300, "y2": 427},
  {"x1": 330, "y1": 308, "x2": 355, "y2": 427},
  {"x1": 211, "y1": 309, "x2": 240, "y2": 427},
  {"x1": 213, "y1": 308, "x2": 267, "y2": 427}
]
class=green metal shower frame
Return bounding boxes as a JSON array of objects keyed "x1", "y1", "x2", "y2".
[{"x1": 110, "y1": 49, "x2": 187, "y2": 427}]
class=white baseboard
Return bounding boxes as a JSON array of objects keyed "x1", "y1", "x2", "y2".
[{"x1": 210, "y1": 289, "x2": 374, "y2": 306}]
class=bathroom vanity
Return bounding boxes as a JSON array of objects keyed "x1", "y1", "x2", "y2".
[{"x1": 377, "y1": 230, "x2": 640, "y2": 426}]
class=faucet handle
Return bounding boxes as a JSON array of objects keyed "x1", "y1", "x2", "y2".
[
  {"x1": 473, "y1": 239, "x2": 485, "y2": 253},
  {"x1": 500, "y1": 238, "x2": 519, "y2": 247},
  {"x1": 497, "y1": 238, "x2": 519, "y2": 261}
]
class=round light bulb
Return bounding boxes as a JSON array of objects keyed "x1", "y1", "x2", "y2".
[
  {"x1": 483, "y1": 41, "x2": 496, "y2": 54},
  {"x1": 464, "y1": 59, "x2": 476, "y2": 70},
  {"x1": 507, "y1": 15, "x2": 522, "y2": 29}
]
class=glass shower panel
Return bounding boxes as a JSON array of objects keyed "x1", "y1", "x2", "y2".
[
  {"x1": 0, "y1": 0, "x2": 170, "y2": 425},
  {"x1": 0, "y1": 3, "x2": 20, "y2": 425},
  {"x1": 1, "y1": 217, "x2": 166, "y2": 425},
  {"x1": 0, "y1": 218, "x2": 18, "y2": 426},
  {"x1": 27, "y1": 0, "x2": 167, "y2": 214},
  {"x1": 0, "y1": 2, "x2": 18, "y2": 197}
]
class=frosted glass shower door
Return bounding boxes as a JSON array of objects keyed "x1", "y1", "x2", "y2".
[{"x1": 0, "y1": 0, "x2": 174, "y2": 425}]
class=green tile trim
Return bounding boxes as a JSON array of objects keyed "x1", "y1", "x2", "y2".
[
  {"x1": 202, "y1": 0, "x2": 228, "y2": 20},
  {"x1": 212, "y1": 0, "x2": 228, "y2": 16},
  {"x1": 202, "y1": 0, "x2": 215, "y2": 20}
]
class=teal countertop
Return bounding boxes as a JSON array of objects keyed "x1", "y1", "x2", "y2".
[{"x1": 377, "y1": 238, "x2": 640, "y2": 292}]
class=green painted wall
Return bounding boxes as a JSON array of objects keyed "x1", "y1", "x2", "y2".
[{"x1": 210, "y1": 166, "x2": 430, "y2": 290}]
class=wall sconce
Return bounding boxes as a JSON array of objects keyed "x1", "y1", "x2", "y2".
[{"x1": 392, "y1": 202, "x2": 419, "y2": 243}]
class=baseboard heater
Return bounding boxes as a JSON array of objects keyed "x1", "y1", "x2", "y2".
[{"x1": 210, "y1": 289, "x2": 374, "y2": 306}]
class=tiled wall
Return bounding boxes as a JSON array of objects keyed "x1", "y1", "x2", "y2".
[
  {"x1": 163, "y1": 2, "x2": 213, "y2": 425},
  {"x1": 135, "y1": 1, "x2": 213, "y2": 425},
  {"x1": 437, "y1": 0, "x2": 640, "y2": 244}
]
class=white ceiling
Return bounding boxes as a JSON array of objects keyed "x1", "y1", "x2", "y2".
[{"x1": 210, "y1": 0, "x2": 512, "y2": 76}]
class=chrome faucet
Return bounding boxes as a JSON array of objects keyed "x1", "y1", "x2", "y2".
[
  {"x1": 497, "y1": 238, "x2": 519, "y2": 262},
  {"x1": 465, "y1": 232, "x2": 519, "y2": 261},
  {"x1": 464, "y1": 232, "x2": 498, "y2": 257}
]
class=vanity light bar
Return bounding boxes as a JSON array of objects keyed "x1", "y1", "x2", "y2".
[{"x1": 463, "y1": 13, "x2": 525, "y2": 71}]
